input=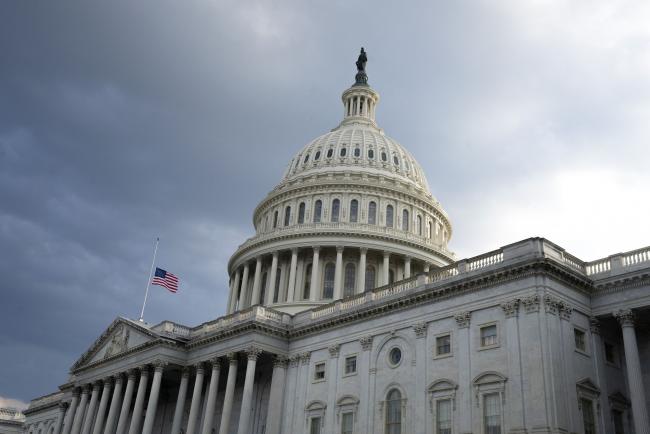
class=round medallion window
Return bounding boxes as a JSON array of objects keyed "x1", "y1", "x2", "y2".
[{"x1": 388, "y1": 347, "x2": 402, "y2": 366}]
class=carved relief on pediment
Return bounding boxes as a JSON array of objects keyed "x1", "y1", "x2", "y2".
[{"x1": 104, "y1": 325, "x2": 130, "y2": 358}]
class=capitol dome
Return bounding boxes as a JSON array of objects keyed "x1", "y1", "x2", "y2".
[{"x1": 226, "y1": 51, "x2": 454, "y2": 314}]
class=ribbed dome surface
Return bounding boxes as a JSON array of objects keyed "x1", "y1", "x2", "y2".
[{"x1": 281, "y1": 123, "x2": 431, "y2": 193}]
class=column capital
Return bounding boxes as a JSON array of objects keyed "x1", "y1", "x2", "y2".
[
  {"x1": 299, "y1": 352, "x2": 311, "y2": 365},
  {"x1": 328, "y1": 344, "x2": 340, "y2": 358},
  {"x1": 360, "y1": 335, "x2": 373, "y2": 351},
  {"x1": 312, "y1": 246, "x2": 320, "y2": 253},
  {"x1": 413, "y1": 322, "x2": 427, "y2": 338},
  {"x1": 558, "y1": 301, "x2": 573, "y2": 321},
  {"x1": 72, "y1": 387, "x2": 81, "y2": 398},
  {"x1": 454, "y1": 311, "x2": 471, "y2": 328},
  {"x1": 102, "y1": 376, "x2": 114, "y2": 387},
  {"x1": 226, "y1": 352, "x2": 239, "y2": 364},
  {"x1": 152, "y1": 360, "x2": 167, "y2": 372},
  {"x1": 113, "y1": 372, "x2": 124, "y2": 384},
  {"x1": 291, "y1": 248, "x2": 298, "y2": 255},
  {"x1": 272, "y1": 355, "x2": 289, "y2": 368},
  {"x1": 521, "y1": 293, "x2": 541, "y2": 313},
  {"x1": 589, "y1": 317, "x2": 601, "y2": 334},
  {"x1": 194, "y1": 362, "x2": 206, "y2": 375},
  {"x1": 59, "y1": 401, "x2": 69, "y2": 411},
  {"x1": 245, "y1": 346, "x2": 263, "y2": 361},
  {"x1": 181, "y1": 366, "x2": 191, "y2": 377},
  {"x1": 336, "y1": 246, "x2": 344, "y2": 253},
  {"x1": 81, "y1": 383, "x2": 92, "y2": 394},
  {"x1": 92, "y1": 381, "x2": 102, "y2": 391},
  {"x1": 359, "y1": 247, "x2": 368, "y2": 254},
  {"x1": 383, "y1": 250, "x2": 390, "y2": 258},
  {"x1": 404, "y1": 256, "x2": 412, "y2": 262},
  {"x1": 126, "y1": 369, "x2": 138, "y2": 380},
  {"x1": 139, "y1": 366, "x2": 151, "y2": 377},
  {"x1": 272, "y1": 251, "x2": 279, "y2": 259},
  {"x1": 615, "y1": 309, "x2": 635, "y2": 327},
  {"x1": 207, "y1": 357, "x2": 221, "y2": 369},
  {"x1": 500, "y1": 298, "x2": 520, "y2": 318},
  {"x1": 289, "y1": 354, "x2": 301, "y2": 367}
]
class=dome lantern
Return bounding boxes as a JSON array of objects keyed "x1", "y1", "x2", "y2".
[{"x1": 339, "y1": 48, "x2": 380, "y2": 128}]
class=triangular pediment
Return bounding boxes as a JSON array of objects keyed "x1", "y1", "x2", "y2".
[{"x1": 72, "y1": 318, "x2": 160, "y2": 370}]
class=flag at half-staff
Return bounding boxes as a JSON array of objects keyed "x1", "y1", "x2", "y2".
[{"x1": 151, "y1": 267, "x2": 179, "y2": 293}]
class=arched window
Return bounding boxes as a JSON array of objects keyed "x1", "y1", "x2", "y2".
[
  {"x1": 350, "y1": 199, "x2": 359, "y2": 223},
  {"x1": 323, "y1": 263, "x2": 335, "y2": 299},
  {"x1": 368, "y1": 149, "x2": 375, "y2": 159},
  {"x1": 368, "y1": 201, "x2": 377, "y2": 225},
  {"x1": 314, "y1": 200, "x2": 322, "y2": 223},
  {"x1": 381, "y1": 151, "x2": 387, "y2": 162},
  {"x1": 393, "y1": 155, "x2": 399, "y2": 165},
  {"x1": 402, "y1": 209, "x2": 409, "y2": 231},
  {"x1": 417, "y1": 215, "x2": 422, "y2": 235},
  {"x1": 260, "y1": 272, "x2": 267, "y2": 305},
  {"x1": 343, "y1": 263, "x2": 356, "y2": 298},
  {"x1": 304, "y1": 153, "x2": 310, "y2": 163},
  {"x1": 298, "y1": 202, "x2": 306, "y2": 224},
  {"x1": 315, "y1": 150, "x2": 321, "y2": 160},
  {"x1": 365, "y1": 265, "x2": 376, "y2": 291},
  {"x1": 389, "y1": 269, "x2": 395, "y2": 284},
  {"x1": 385, "y1": 389, "x2": 402, "y2": 434},
  {"x1": 273, "y1": 210, "x2": 278, "y2": 228},
  {"x1": 303, "y1": 264, "x2": 312, "y2": 300},
  {"x1": 284, "y1": 206, "x2": 291, "y2": 226},
  {"x1": 340, "y1": 147, "x2": 347, "y2": 157},
  {"x1": 354, "y1": 147, "x2": 361, "y2": 157},
  {"x1": 386, "y1": 205, "x2": 394, "y2": 228},
  {"x1": 327, "y1": 148, "x2": 333, "y2": 158},
  {"x1": 331, "y1": 199, "x2": 340, "y2": 222}
]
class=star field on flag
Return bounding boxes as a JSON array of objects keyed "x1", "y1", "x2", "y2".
[{"x1": 151, "y1": 267, "x2": 179, "y2": 293}]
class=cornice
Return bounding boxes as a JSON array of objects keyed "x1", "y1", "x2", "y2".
[{"x1": 186, "y1": 320, "x2": 289, "y2": 350}]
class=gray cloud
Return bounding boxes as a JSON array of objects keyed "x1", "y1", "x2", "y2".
[{"x1": 2, "y1": 0, "x2": 649, "y2": 402}]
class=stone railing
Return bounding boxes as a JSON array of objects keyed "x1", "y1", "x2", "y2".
[
  {"x1": 192, "y1": 305, "x2": 287, "y2": 337},
  {"x1": 583, "y1": 246, "x2": 650, "y2": 276},
  {"x1": 0, "y1": 408, "x2": 26, "y2": 421},
  {"x1": 622, "y1": 246, "x2": 650, "y2": 267},
  {"x1": 234, "y1": 221, "x2": 454, "y2": 258},
  {"x1": 152, "y1": 321, "x2": 192, "y2": 338}
]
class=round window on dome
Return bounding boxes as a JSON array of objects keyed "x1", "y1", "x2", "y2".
[
  {"x1": 340, "y1": 147, "x2": 347, "y2": 157},
  {"x1": 354, "y1": 147, "x2": 360, "y2": 157},
  {"x1": 327, "y1": 149, "x2": 333, "y2": 158},
  {"x1": 388, "y1": 347, "x2": 402, "y2": 367},
  {"x1": 381, "y1": 152, "x2": 387, "y2": 162},
  {"x1": 368, "y1": 149, "x2": 374, "y2": 159},
  {"x1": 315, "y1": 150, "x2": 321, "y2": 160},
  {"x1": 304, "y1": 154, "x2": 310, "y2": 164}
]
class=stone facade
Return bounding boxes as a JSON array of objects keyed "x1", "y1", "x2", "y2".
[{"x1": 20, "y1": 63, "x2": 650, "y2": 434}]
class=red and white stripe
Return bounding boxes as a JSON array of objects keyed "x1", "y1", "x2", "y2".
[{"x1": 152, "y1": 273, "x2": 179, "y2": 293}]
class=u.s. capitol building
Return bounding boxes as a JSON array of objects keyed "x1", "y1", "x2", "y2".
[{"x1": 19, "y1": 53, "x2": 650, "y2": 434}]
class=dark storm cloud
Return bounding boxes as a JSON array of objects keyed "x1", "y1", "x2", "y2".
[{"x1": 2, "y1": 0, "x2": 649, "y2": 403}]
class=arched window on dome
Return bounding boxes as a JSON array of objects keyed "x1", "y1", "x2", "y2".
[
  {"x1": 327, "y1": 149, "x2": 334, "y2": 158},
  {"x1": 259, "y1": 272, "x2": 267, "y2": 305},
  {"x1": 386, "y1": 205, "x2": 394, "y2": 228},
  {"x1": 284, "y1": 206, "x2": 291, "y2": 226},
  {"x1": 273, "y1": 210, "x2": 279, "y2": 228},
  {"x1": 427, "y1": 221, "x2": 432, "y2": 239},
  {"x1": 304, "y1": 153, "x2": 310, "y2": 164},
  {"x1": 314, "y1": 200, "x2": 322, "y2": 223},
  {"x1": 315, "y1": 150, "x2": 321, "y2": 160},
  {"x1": 381, "y1": 151, "x2": 387, "y2": 162},
  {"x1": 350, "y1": 199, "x2": 359, "y2": 223},
  {"x1": 298, "y1": 202, "x2": 306, "y2": 224},
  {"x1": 385, "y1": 389, "x2": 403, "y2": 434},
  {"x1": 323, "y1": 263, "x2": 335, "y2": 299},
  {"x1": 343, "y1": 263, "x2": 356, "y2": 298},
  {"x1": 405, "y1": 160, "x2": 410, "y2": 170},
  {"x1": 368, "y1": 201, "x2": 377, "y2": 225},
  {"x1": 354, "y1": 147, "x2": 361, "y2": 157},
  {"x1": 303, "y1": 263, "x2": 312, "y2": 300},
  {"x1": 365, "y1": 265, "x2": 376, "y2": 291},
  {"x1": 402, "y1": 209, "x2": 409, "y2": 231},
  {"x1": 368, "y1": 149, "x2": 375, "y2": 159},
  {"x1": 340, "y1": 147, "x2": 347, "y2": 157},
  {"x1": 417, "y1": 215, "x2": 423, "y2": 236},
  {"x1": 393, "y1": 155, "x2": 399, "y2": 165},
  {"x1": 331, "y1": 199, "x2": 340, "y2": 222}
]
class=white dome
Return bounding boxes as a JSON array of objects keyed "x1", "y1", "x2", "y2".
[{"x1": 281, "y1": 124, "x2": 432, "y2": 194}]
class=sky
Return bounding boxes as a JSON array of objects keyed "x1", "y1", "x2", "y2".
[{"x1": 1, "y1": 0, "x2": 649, "y2": 405}]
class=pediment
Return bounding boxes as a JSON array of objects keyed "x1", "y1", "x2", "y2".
[
  {"x1": 72, "y1": 318, "x2": 159, "y2": 370},
  {"x1": 576, "y1": 378, "x2": 600, "y2": 395}
]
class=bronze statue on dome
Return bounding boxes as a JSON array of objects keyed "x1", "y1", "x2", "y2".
[{"x1": 356, "y1": 47, "x2": 367, "y2": 72}]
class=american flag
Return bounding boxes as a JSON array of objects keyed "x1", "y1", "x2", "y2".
[{"x1": 151, "y1": 267, "x2": 179, "y2": 293}]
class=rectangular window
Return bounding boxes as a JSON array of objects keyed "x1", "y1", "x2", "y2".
[
  {"x1": 436, "y1": 399, "x2": 452, "y2": 434},
  {"x1": 344, "y1": 356, "x2": 357, "y2": 375},
  {"x1": 341, "y1": 412, "x2": 354, "y2": 434},
  {"x1": 314, "y1": 362, "x2": 326, "y2": 381},
  {"x1": 581, "y1": 398, "x2": 596, "y2": 434},
  {"x1": 612, "y1": 409, "x2": 625, "y2": 434},
  {"x1": 480, "y1": 325, "x2": 498, "y2": 347},
  {"x1": 484, "y1": 393, "x2": 501, "y2": 434},
  {"x1": 605, "y1": 342, "x2": 617, "y2": 364},
  {"x1": 436, "y1": 334, "x2": 451, "y2": 356},
  {"x1": 310, "y1": 417, "x2": 322, "y2": 434},
  {"x1": 574, "y1": 329, "x2": 586, "y2": 351}
]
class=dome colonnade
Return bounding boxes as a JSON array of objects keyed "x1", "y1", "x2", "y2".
[{"x1": 227, "y1": 57, "x2": 454, "y2": 315}]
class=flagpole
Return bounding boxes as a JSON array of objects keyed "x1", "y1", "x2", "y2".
[{"x1": 139, "y1": 237, "x2": 159, "y2": 322}]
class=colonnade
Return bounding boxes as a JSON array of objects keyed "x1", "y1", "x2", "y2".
[
  {"x1": 55, "y1": 348, "x2": 286, "y2": 434},
  {"x1": 345, "y1": 94, "x2": 375, "y2": 120},
  {"x1": 228, "y1": 246, "x2": 432, "y2": 313}
]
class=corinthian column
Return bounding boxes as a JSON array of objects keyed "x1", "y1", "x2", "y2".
[
  {"x1": 62, "y1": 389, "x2": 80, "y2": 434},
  {"x1": 357, "y1": 248, "x2": 367, "y2": 293},
  {"x1": 333, "y1": 246, "x2": 344, "y2": 299},
  {"x1": 382, "y1": 251, "x2": 390, "y2": 285},
  {"x1": 238, "y1": 263, "x2": 250, "y2": 309},
  {"x1": 127, "y1": 368, "x2": 150, "y2": 434},
  {"x1": 236, "y1": 347, "x2": 262, "y2": 434},
  {"x1": 218, "y1": 354, "x2": 239, "y2": 434},
  {"x1": 142, "y1": 361, "x2": 166, "y2": 434},
  {"x1": 170, "y1": 367, "x2": 190, "y2": 434},
  {"x1": 309, "y1": 247, "x2": 320, "y2": 301},
  {"x1": 404, "y1": 256, "x2": 411, "y2": 278},
  {"x1": 615, "y1": 309, "x2": 650, "y2": 434},
  {"x1": 286, "y1": 249, "x2": 298, "y2": 302},
  {"x1": 186, "y1": 363, "x2": 206, "y2": 434},
  {"x1": 201, "y1": 358, "x2": 222, "y2": 434},
  {"x1": 266, "y1": 252, "x2": 279, "y2": 305},
  {"x1": 229, "y1": 269, "x2": 241, "y2": 313},
  {"x1": 70, "y1": 385, "x2": 90, "y2": 434},
  {"x1": 265, "y1": 356, "x2": 288, "y2": 434},
  {"x1": 81, "y1": 383, "x2": 101, "y2": 434},
  {"x1": 103, "y1": 374, "x2": 123, "y2": 434},
  {"x1": 91, "y1": 380, "x2": 112, "y2": 434},
  {"x1": 115, "y1": 370, "x2": 137, "y2": 434}
]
